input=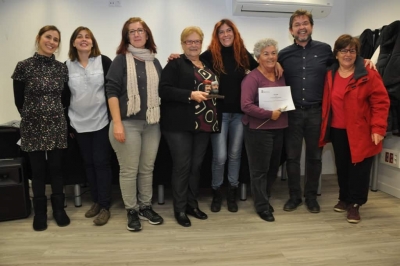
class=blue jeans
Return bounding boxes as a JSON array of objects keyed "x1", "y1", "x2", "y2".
[
  {"x1": 211, "y1": 113, "x2": 243, "y2": 189},
  {"x1": 285, "y1": 107, "x2": 322, "y2": 200},
  {"x1": 244, "y1": 126, "x2": 284, "y2": 212}
]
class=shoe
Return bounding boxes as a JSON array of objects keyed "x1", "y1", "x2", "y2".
[
  {"x1": 127, "y1": 209, "x2": 142, "y2": 231},
  {"x1": 227, "y1": 185, "x2": 238, "y2": 212},
  {"x1": 334, "y1": 200, "x2": 348, "y2": 212},
  {"x1": 269, "y1": 204, "x2": 274, "y2": 213},
  {"x1": 93, "y1": 208, "x2": 110, "y2": 226},
  {"x1": 85, "y1": 203, "x2": 100, "y2": 218},
  {"x1": 186, "y1": 207, "x2": 208, "y2": 220},
  {"x1": 305, "y1": 198, "x2": 320, "y2": 213},
  {"x1": 283, "y1": 198, "x2": 303, "y2": 211},
  {"x1": 174, "y1": 212, "x2": 191, "y2": 227},
  {"x1": 257, "y1": 211, "x2": 275, "y2": 222},
  {"x1": 51, "y1": 193, "x2": 70, "y2": 227},
  {"x1": 211, "y1": 188, "x2": 222, "y2": 212},
  {"x1": 138, "y1": 206, "x2": 164, "y2": 225},
  {"x1": 347, "y1": 204, "x2": 361, "y2": 224}
]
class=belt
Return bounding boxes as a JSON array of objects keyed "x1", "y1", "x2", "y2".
[{"x1": 295, "y1": 103, "x2": 322, "y2": 110}]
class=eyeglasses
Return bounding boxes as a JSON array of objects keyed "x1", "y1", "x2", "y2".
[
  {"x1": 338, "y1": 48, "x2": 357, "y2": 54},
  {"x1": 183, "y1": 40, "x2": 202, "y2": 45},
  {"x1": 128, "y1": 29, "x2": 145, "y2": 36}
]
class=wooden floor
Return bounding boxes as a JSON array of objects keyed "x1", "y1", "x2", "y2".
[{"x1": 1, "y1": 175, "x2": 400, "y2": 266}]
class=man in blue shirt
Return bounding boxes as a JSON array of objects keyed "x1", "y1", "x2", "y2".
[{"x1": 278, "y1": 9, "x2": 334, "y2": 213}]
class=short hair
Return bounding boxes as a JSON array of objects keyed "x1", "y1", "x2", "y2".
[
  {"x1": 333, "y1": 34, "x2": 360, "y2": 57},
  {"x1": 180, "y1": 26, "x2": 204, "y2": 43},
  {"x1": 35, "y1": 25, "x2": 61, "y2": 49},
  {"x1": 253, "y1": 38, "x2": 279, "y2": 59},
  {"x1": 68, "y1": 26, "x2": 101, "y2": 61},
  {"x1": 116, "y1": 17, "x2": 157, "y2": 54},
  {"x1": 289, "y1": 9, "x2": 314, "y2": 30}
]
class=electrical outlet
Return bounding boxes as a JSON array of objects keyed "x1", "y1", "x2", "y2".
[
  {"x1": 109, "y1": 0, "x2": 122, "y2": 7},
  {"x1": 380, "y1": 148, "x2": 400, "y2": 168}
]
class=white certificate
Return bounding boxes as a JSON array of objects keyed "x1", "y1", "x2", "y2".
[{"x1": 258, "y1": 86, "x2": 295, "y2": 111}]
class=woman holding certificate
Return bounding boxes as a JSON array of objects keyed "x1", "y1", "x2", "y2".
[{"x1": 241, "y1": 38, "x2": 288, "y2": 222}]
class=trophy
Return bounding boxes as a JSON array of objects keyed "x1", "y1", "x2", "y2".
[{"x1": 205, "y1": 80, "x2": 224, "y2": 99}]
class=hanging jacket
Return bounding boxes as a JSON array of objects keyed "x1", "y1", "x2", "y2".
[{"x1": 319, "y1": 56, "x2": 390, "y2": 163}]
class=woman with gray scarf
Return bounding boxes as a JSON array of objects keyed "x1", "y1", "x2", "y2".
[{"x1": 106, "y1": 17, "x2": 163, "y2": 232}]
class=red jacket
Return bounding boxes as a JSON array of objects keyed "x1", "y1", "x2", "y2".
[{"x1": 319, "y1": 56, "x2": 390, "y2": 163}]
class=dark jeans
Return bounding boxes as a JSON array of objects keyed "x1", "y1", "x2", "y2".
[
  {"x1": 28, "y1": 149, "x2": 64, "y2": 197},
  {"x1": 75, "y1": 124, "x2": 113, "y2": 209},
  {"x1": 330, "y1": 128, "x2": 373, "y2": 205},
  {"x1": 163, "y1": 130, "x2": 210, "y2": 212},
  {"x1": 244, "y1": 126, "x2": 284, "y2": 212},
  {"x1": 285, "y1": 107, "x2": 322, "y2": 200}
]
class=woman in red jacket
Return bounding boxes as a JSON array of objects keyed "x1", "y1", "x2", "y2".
[{"x1": 319, "y1": 34, "x2": 389, "y2": 224}]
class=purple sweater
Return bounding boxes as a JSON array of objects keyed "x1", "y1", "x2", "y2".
[{"x1": 241, "y1": 68, "x2": 288, "y2": 130}]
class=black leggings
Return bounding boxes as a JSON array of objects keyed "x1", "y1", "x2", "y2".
[{"x1": 28, "y1": 149, "x2": 64, "y2": 197}]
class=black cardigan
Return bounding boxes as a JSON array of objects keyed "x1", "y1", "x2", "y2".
[{"x1": 159, "y1": 54, "x2": 212, "y2": 132}]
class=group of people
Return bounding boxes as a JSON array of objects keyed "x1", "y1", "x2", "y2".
[{"x1": 12, "y1": 9, "x2": 390, "y2": 232}]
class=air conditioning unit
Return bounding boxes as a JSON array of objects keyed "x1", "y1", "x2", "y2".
[{"x1": 232, "y1": 0, "x2": 333, "y2": 18}]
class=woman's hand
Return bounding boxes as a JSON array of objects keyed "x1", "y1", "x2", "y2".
[
  {"x1": 113, "y1": 121, "x2": 125, "y2": 143},
  {"x1": 271, "y1": 109, "x2": 282, "y2": 120},
  {"x1": 190, "y1": 91, "x2": 209, "y2": 103},
  {"x1": 371, "y1": 133, "x2": 384, "y2": 145},
  {"x1": 167, "y1": 53, "x2": 180, "y2": 62}
]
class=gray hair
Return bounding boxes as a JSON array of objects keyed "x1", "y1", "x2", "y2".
[{"x1": 253, "y1": 38, "x2": 279, "y2": 59}]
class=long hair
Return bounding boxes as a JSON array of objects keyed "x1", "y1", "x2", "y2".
[
  {"x1": 68, "y1": 26, "x2": 101, "y2": 61},
  {"x1": 116, "y1": 17, "x2": 157, "y2": 55},
  {"x1": 208, "y1": 19, "x2": 249, "y2": 75}
]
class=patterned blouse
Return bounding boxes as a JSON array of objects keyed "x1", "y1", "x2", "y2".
[
  {"x1": 11, "y1": 53, "x2": 69, "y2": 152},
  {"x1": 192, "y1": 65, "x2": 219, "y2": 132}
]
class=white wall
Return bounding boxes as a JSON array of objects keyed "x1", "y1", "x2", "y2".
[
  {"x1": 345, "y1": 0, "x2": 400, "y2": 198},
  {"x1": 0, "y1": 0, "x2": 348, "y2": 174}
]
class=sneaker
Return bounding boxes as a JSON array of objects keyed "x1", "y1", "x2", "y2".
[
  {"x1": 283, "y1": 198, "x2": 302, "y2": 211},
  {"x1": 347, "y1": 204, "x2": 361, "y2": 224},
  {"x1": 305, "y1": 198, "x2": 320, "y2": 213},
  {"x1": 333, "y1": 200, "x2": 348, "y2": 212},
  {"x1": 127, "y1": 209, "x2": 142, "y2": 231},
  {"x1": 93, "y1": 208, "x2": 110, "y2": 226},
  {"x1": 85, "y1": 203, "x2": 100, "y2": 218},
  {"x1": 138, "y1": 206, "x2": 164, "y2": 225}
]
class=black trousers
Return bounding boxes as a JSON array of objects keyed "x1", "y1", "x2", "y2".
[
  {"x1": 74, "y1": 124, "x2": 113, "y2": 209},
  {"x1": 28, "y1": 149, "x2": 64, "y2": 197},
  {"x1": 330, "y1": 128, "x2": 373, "y2": 205},
  {"x1": 244, "y1": 126, "x2": 284, "y2": 212},
  {"x1": 163, "y1": 130, "x2": 210, "y2": 212}
]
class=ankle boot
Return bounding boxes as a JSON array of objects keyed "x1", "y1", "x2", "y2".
[
  {"x1": 33, "y1": 196, "x2": 48, "y2": 231},
  {"x1": 227, "y1": 185, "x2": 238, "y2": 212},
  {"x1": 211, "y1": 188, "x2": 222, "y2": 212},
  {"x1": 51, "y1": 193, "x2": 70, "y2": 227}
]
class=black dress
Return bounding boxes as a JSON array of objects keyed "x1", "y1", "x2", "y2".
[{"x1": 11, "y1": 53, "x2": 69, "y2": 152}]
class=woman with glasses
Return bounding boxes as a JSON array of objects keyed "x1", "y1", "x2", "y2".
[
  {"x1": 106, "y1": 17, "x2": 163, "y2": 232},
  {"x1": 159, "y1": 26, "x2": 219, "y2": 227},
  {"x1": 319, "y1": 34, "x2": 389, "y2": 224}
]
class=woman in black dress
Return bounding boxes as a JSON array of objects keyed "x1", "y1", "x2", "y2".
[{"x1": 12, "y1": 25, "x2": 70, "y2": 231}]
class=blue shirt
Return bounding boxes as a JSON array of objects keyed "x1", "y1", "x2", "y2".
[
  {"x1": 278, "y1": 39, "x2": 334, "y2": 106},
  {"x1": 66, "y1": 55, "x2": 109, "y2": 133}
]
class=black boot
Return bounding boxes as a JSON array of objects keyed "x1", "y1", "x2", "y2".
[
  {"x1": 33, "y1": 196, "x2": 48, "y2": 231},
  {"x1": 51, "y1": 193, "x2": 70, "y2": 227},
  {"x1": 211, "y1": 188, "x2": 222, "y2": 212},
  {"x1": 227, "y1": 185, "x2": 238, "y2": 212}
]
